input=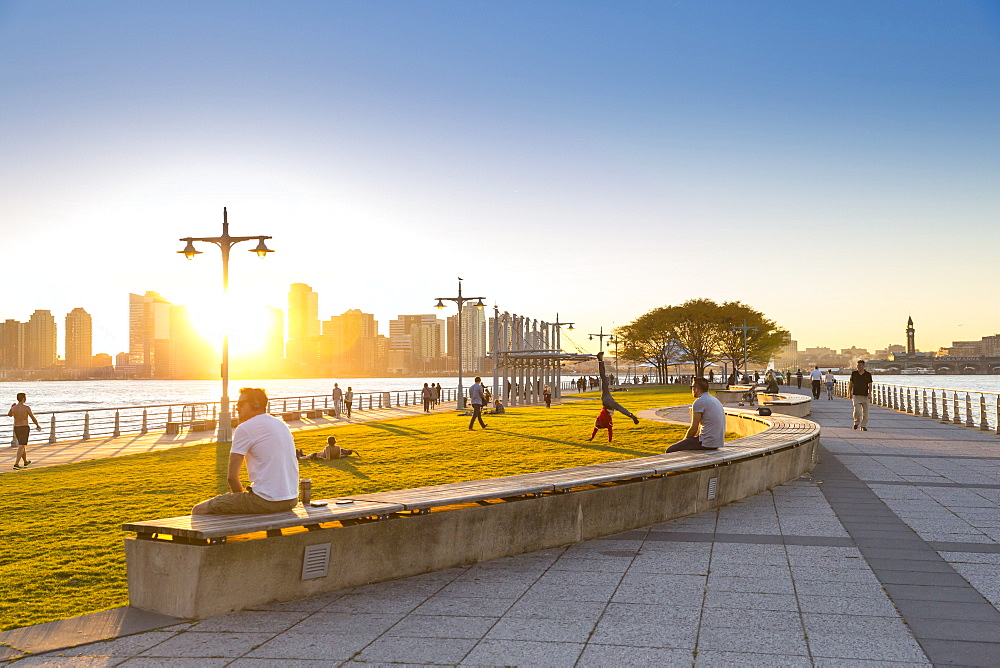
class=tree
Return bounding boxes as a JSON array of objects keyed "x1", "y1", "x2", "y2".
[
  {"x1": 662, "y1": 299, "x2": 726, "y2": 376},
  {"x1": 716, "y1": 301, "x2": 790, "y2": 375},
  {"x1": 614, "y1": 312, "x2": 683, "y2": 384}
]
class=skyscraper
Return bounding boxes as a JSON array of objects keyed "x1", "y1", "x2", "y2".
[
  {"x1": 167, "y1": 305, "x2": 217, "y2": 379},
  {"x1": 390, "y1": 314, "x2": 445, "y2": 373},
  {"x1": 323, "y1": 309, "x2": 378, "y2": 375},
  {"x1": 0, "y1": 319, "x2": 25, "y2": 370},
  {"x1": 25, "y1": 309, "x2": 57, "y2": 369},
  {"x1": 447, "y1": 305, "x2": 487, "y2": 373},
  {"x1": 65, "y1": 307, "x2": 93, "y2": 368},
  {"x1": 287, "y1": 283, "x2": 320, "y2": 372},
  {"x1": 129, "y1": 291, "x2": 172, "y2": 377}
]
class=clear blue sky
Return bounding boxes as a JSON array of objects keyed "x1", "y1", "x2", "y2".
[{"x1": 1, "y1": 0, "x2": 998, "y2": 357}]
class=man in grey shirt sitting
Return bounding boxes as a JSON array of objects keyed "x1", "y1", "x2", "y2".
[{"x1": 666, "y1": 377, "x2": 726, "y2": 452}]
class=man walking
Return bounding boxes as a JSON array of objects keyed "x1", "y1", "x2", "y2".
[
  {"x1": 665, "y1": 377, "x2": 726, "y2": 452},
  {"x1": 810, "y1": 365, "x2": 823, "y2": 400},
  {"x1": 421, "y1": 382, "x2": 434, "y2": 413},
  {"x1": 9, "y1": 392, "x2": 40, "y2": 469},
  {"x1": 332, "y1": 383, "x2": 343, "y2": 417},
  {"x1": 848, "y1": 360, "x2": 873, "y2": 431},
  {"x1": 193, "y1": 387, "x2": 299, "y2": 514},
  {"x1": 468, "y1": 377, "x2": 488, "y2": 430}
]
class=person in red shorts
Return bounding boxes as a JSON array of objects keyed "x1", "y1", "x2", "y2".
[{"x1": 588, "y1": 406, "x2": 614, "y2": 443}]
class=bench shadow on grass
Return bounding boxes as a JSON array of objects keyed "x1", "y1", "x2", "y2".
[{"x1": 487, "y1": 429, "x2": 651, "y2": 458}]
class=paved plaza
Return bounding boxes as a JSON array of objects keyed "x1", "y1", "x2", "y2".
[{"x1": 4, "y1": 392, "x2": 1000, "y2": 665}]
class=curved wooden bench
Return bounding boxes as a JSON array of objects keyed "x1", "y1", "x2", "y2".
[{"x1": 122, "y1": 408, "x2": 820, "y2": 618}]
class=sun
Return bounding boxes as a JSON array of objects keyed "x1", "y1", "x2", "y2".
[{"x1": 185, "y1": 292, "x2": 281, "y2": 357}]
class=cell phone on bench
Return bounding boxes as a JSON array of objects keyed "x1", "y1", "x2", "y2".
[
  {"x1": 309, "y1": 501, "x2": 328, "y2": 507},
  {"x1": 335, "y1": 499, "x2": 354, "y2": 505}
]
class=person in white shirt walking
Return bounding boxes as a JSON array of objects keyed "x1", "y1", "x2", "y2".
[
  {"x1": 824, "y1": 370, "x2": 837, "y2": 400},
  {"x1": 810, "y1": 365, "x2": 823, "y2": 400},
  {"x1": 468, "y1": 377, "x2": 488, "y2": 430}
]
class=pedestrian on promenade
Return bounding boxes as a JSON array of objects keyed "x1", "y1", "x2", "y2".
[
  {"x1": 810, "y1": 365, "x2": 823, "y2": 400},
  {"x1": 421, "y1": 382, "x2": 434, "y2": 412},
  {"x1": 708, "y1": 369, "x2": 714, "y2": 383},
  {"x1": 8, "y1": 392, "x2": 40, "y2": 469},
  {"x1": 588, "y1": 406, "x2": 614, "y2": 442},
  {"x1": 824, "y1": 369, "x2": 836, "y2": 400},
  {"x1": 434, "y1": 383, "x2": 442, "y2": 407},
  {"x1": 332, "y1": 383, "x2": 343, "y2": 417},
  {"x1": 796, "y1": 369, "x2": 803, "y2": 389},
  {"x1": 849, "y1": 360, "x2": 873, "y2": 431},
  {"x1": 543, "y1": 385, "x2": 552, "y2": 408},
  {"x1": 665, "y1": 377, "x2": 726, "y2": 452},
  {"x1": 297, "y1": 435, "x2": 356, "y2": 461},
  {"x1": 192, "y1": 387, "x2": 299, "y2": 514},
  {"x1": 468, "y1": 377, "x2": 488, "y2": 430},
  {"x1": 344, "y1": 387, "x2": 354, "y2": 418},
  {"x1": 598, "y1": 352, "x2": 640, "y2": 425}
]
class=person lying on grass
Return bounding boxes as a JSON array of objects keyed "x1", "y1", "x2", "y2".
[
  {"x1": 588, "y1": 406, "x2": 614, "y2": 443},
  {"x1": 297, "y1": 435, "x2": 358, "y2": 461}
]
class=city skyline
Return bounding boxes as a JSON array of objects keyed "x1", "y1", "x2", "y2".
[{"x1": 2, "y1": 2, "x2": 998, "y2": 355}]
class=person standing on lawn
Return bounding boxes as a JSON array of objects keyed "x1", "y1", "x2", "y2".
[
  {"x1": 192, "y1": 387, "x2": 299, "y2": 514},
  {"x1": 344, "y1": 387, "x2": 354, "y2": 418},
  {"x1": 332, "y1": 383, "x2": 343, "y2": 416},
  {"x1": 468, "y1": 377, "x2": 488, "y2": 430},
  {"x1": 421, "y1": 382, "x2": 434, "y2": 413},
  {"x1": 9, "y1": 392, "x2": 40, "y2": 469},
  {"x1": 543, "y1": 385, "x2": 552, "y2": 408}
]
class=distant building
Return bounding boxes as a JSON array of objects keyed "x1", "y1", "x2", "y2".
[
  {"x1": 389, "y1": 314, "x2": 445, "y2": 374},
  {"x1": 906, "y1": 316, "x2": 915, "y2": 355},
  {"x1": 25, "y1": 309, "x2": 57, "y2": 369},
  {"x1": 774, "y1": 340, "x2": 798, "y2": 369},
  {"x1": 129, "y1": 291, "x2": 172, "y2": 377},
  {"x1": 65, "y1": 307, "x2": 92, "y2": 368},
  {"x1": 322, "y1": 309, "x2": 379, "y2": 376},
  {"x1": 167, "y1": 305, "x2": 217, "y2": 379},
  {"x1": 287, "y1": 283, "x2": 320, "y2": 373},
  {"x1": 448, "y1": 303, "x2": 487, "y2": 373},
  {"x1": 0, "y1": 319, "x2": 26, "y2": 369},
  {"x1": 92, "y1": 353, "x2": 113, "y2": 367}
]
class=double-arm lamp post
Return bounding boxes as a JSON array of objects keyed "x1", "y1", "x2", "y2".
[
  {"x1": 435, "y1": 278, "x2": 484, "y2": 409},
  {"x1": 178, "y1": 207, "x2": 273, "y2": 442},
  {"x1": 731, "y1": 319, "x2": 758, "y2": 382}
]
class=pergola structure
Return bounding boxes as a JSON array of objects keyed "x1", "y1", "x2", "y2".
[{"x1": 490, "y1": 310, "x2": 593, "y2": 407}]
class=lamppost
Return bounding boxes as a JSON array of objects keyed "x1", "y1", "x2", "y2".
[
  {"x1": 178, "y1": 207, "x2": 273, "y2": 442},
  {"x1": 435, "y1": 277, "x2": 484, "y2": 409},
  {"x1": 552, "y1": 313, "x2": 574, "y2": 398},
  {"x1": 588, "y1": 326, "x2": 612, "y2": 353},
  {"x1": 609, "y1": 334, "x2": 620, "y2": 385},
  {"x1": 731, "y1": 319, "x2": 758, "y2": 383}
]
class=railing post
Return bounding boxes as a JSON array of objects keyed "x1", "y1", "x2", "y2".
[
  {"x1": 297, "y1": 398, "x2": 302, "y2": 411},
  {"x1": 921, "y1": 389, "x2": 928, "y2": 417},
  {"x1": 891, "y1": 387, "x2": 898, "y2": 411},
  {"x1": 48, "y1": 414, "x2": 57, "y2": 444},
  {"x1": 953, "y1": 392, "x2": 961, "y2": 424},
  {"x1": 940, "y1": 392, "x2": 949, "y2": 422},
  {"x1": 906, "y1": 388, "x2": 912, "y2": 414},
  {"x1": 212, "y1": 404, "x2": 217, "y2": 421},
  {"x1": 82, "y1": 412, "x2": 91, "y2": 440},
  {"x1": 996, "y1": 395, "x2": 1000, "y2": 436},
  {"x1": 167, "y1": 407, "x2": 173, "y2": 423},
  {"x1": 311, "y1": 397, "x2": 315, "y2": 410},
  {"x1": 283, "y1": 400, "x2": 287, "y2": 412},
  {"x1": 966, "y1": 393, "x2": 975, "y2": 428},
  {"x1": 930, "y1": 390, "x2": 938, "y2": 419},
  {"x1": 141, "y1": 409, "x2": 148, "y2": 434},
  {"x1": 979, "y1": 395, "x2": 989, "y2": 431},
  {"x1": 113, "y1": 410, "x2": 121, "y2": 437}
]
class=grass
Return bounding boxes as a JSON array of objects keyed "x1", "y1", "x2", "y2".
[{"x1": 0, "y1": 385, "x2": 694, "y2": 631}]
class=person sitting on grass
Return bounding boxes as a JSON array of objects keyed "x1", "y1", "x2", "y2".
[
  {"x1": 588, "y1": 406, "x2": 614, "y2": 443},
  {"x1": 297, "y1": 435, "x2": 357, "y2": 461}
]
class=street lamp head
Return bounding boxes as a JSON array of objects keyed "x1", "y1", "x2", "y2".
[
  {"x1": 474, "y1": 299, "x2": 485, "y2": 309},
  {"x1": 434, "y1": 300, "x2": 446, "y2": 310},
  {"x1": 589, "y1": 335, "x2": 593, "y2": 341},
  {"x1": 178, "y1": 239, "x2": 202, "y2": 260},
  {"x1": 251, "y1": 237, "x2": 273, "y2": 257}
]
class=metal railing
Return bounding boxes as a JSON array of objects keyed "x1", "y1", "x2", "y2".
[
  {"x1": 2, "y1": 387, "x2": 457, "y2": 445},
  {"x1": 835, "y1": 380, "x2": 1000, "y2": 435}
]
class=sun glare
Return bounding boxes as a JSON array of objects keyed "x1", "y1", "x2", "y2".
[{"x1": 186, "y1": 294, "x2": 278, "y2": 357}]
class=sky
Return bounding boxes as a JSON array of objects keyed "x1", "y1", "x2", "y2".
[{"x1": 1, "y1": 0, "x2": 998, "y2": 358}]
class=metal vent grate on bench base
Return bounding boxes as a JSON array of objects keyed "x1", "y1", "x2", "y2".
[
  {"x1": 302, "y1": 543, "x2": 331, "y2": 580},
  {"x1": 708, "y1": 477, "x2": 718, "y2": 500}
]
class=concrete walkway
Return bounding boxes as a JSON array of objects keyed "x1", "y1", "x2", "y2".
[
  {"x1": 1, "y1": 400, "x2": 461, "y2": 474},
  {"x1": 6, "y1": 393, "x2": 1000, "y2": 665}
]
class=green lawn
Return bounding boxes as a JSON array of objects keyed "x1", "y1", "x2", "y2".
[{"x1": 0, "y1": 385, "x2": 693, "y2": 631}]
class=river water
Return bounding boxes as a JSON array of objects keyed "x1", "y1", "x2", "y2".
[{"x1": 829, "y1": 374, "x2": 1000, "y2": 396}]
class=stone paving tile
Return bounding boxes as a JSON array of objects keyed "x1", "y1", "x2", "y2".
[
  {"x1": 703, "y1": 591, "x2": 800, "y2": 612},
  {"x1": 435, "y1": 579, "x2": 534, "y2": 599},
  {"x1": 460, "y1": 638, "x2": 584, "y2": 667},
  {"x1": 807, "y1": 631, "x2": 928, "y2": 662},
  {"x1": 707, "y1": 575, "x2": 795, "y2": 594},
  {"x1": 811, "y1": 660, "x2": 931, "y2": 668},
  {"x1": 599, "y1": 602, "x2": 702, "y2": 625},
  {"x1": 802, "y1": 612, "x2": 911, "y2": 637},
  {"x1": 576, "y1": 643, "x2": 693, "y2": 666},
  {"x1": 412, "y1": 595, "x2": 517, "y2": 617},
  {"x1": 32, "y1": 632, "x2": 179, "y2": 658},
  {"x1": 186, "y1": 610, "x2": 311, "y2": 633},
  {"x1": 242, "y1": 631, "x2": 372, "y2": 661},
  {"x1": 137, "y1": 632, "x2": 276, "y2": 658},
  {"x1": 385, "y1": 613, "x2": 497, "y2": 640},
  {"x1": 792, "y1": 580, "x2": 888, "y2": 598},
  {"x1": 588, "y1": 619, "x2": 698, "y2": 649},
  {"x1": 11, "y1": 657, "x2": 124, "y2": 667},
  {"x1": 797, "y1": 594, "x2": 900, "y2": 616},
  {"x1": 118, "y1": 659, "x2": 231, "y2": 667},
  {"x1": 521, "y1": 582, "x2": 619, "y2": 603},
  {"x1": 504, "y1": 597, "x2": 607, "y2": 621},
  {"x1": 355, "y1": 636, "x2": 478, "y2": 665},
  {"x1": 700, "y1": 609, "x2": 803, "y2": 632},
  {"x1": 485, "y1": 616, "x2": 597, "y2": 643},
  {"x1": 534, "y1": 568, "x2": 623, "y2": 587},
  {"x1": 548, "y1": 555, "x2": 634, "y2": 573},
  {"x1": 230, "y1": 660, "x2": 339, "y2": 667},
  {"x1": 247, "y1": 592, "x2": 346, "y2": 612},
  {"x1": 696, "y1": 626, "x2": 809, "y2": 656},
  {"x1": 319, "y1": 594, "x2": 426, "y2": 615},
  {"x1": 693, "y1": 650, "x2": 812, "y2": 667},
  {"x1": 287, "y1": 612, "x2": 402, "y2": 636}
]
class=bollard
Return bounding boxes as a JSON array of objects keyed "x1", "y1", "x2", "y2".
[
  {"x1": 141, "y1": 409, "x2": 148, "y2": 434},
  {"x1": 980, "y1": 395, "x2": 989, "y2": 431},
  {"x1": 297, "y1": 398, "x2": 302, "y2": 411},
  {"x1": 113, "y1": 410, "x2": 121, "y2": 437},
  {"x1": 966, "y1": 393, "x2": 975, "y2": 428},
  {"x1": 922, "y1": 389, "x2": 928, "y2": 417},
  {"x1": 931, "y1": 390, "x2": 938, "y2": 420},
  {"x1": 891, "y1": 387, "x2": 898, "y2": 411},
  {"x1": 311, "y1": 397, "x2": 315, "y2": 410},
  {"x1": 283, "y1": 400, "x2": 287, "y2": 412},
  {"x1": 167, "y1": 407, "x2": 172, "y2": 424},
  {"x1": 996, "y1": 395, "x2": 1000, "y2": 437},
  {"x1": 212, "y1": 404, "x2": 217, "y2": 421},
  {"x1": 940, "y1": 392, "x2": 949, "y2": 422},
  {"x1": 83, "y1": 412, "x2": 91, "y2": 440},
  {"x1": 906, "y1": 388, "x2": 912, "y2": 414},
  {"x1": 49, "y1": 414, "x2": 57, "y2": 444},
  {"x1": 953, "y1": 392, "x2": 961, "y2": 424}
]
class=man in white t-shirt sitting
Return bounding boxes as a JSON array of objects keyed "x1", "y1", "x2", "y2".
[
  {"x1": 193, "y1": 387, "x2": 300, "y2": 514},
  {"x1": 665, "y1": 377, "x2": 727, "y2": 452}
]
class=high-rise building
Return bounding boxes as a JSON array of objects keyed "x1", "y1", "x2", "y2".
[
  {"x1": 0, "y1": 319, "x2": 25, "y2": 369},
  {"x1": 390, "y1": 314, "x2": 444, "y2": 373},
  {"x1": 167, "y1": 305, "x2": 217, "y2": 378},
  {"x1": 129, "y1": 291, "x2": 172, "y2": 377},
  {"x1": 65, "y1": 307, "x2": 93, "y2": 368},
  {"x1": 323, "y1": 309, "x2": 379, "y2": 375},
  {"x1": 447, "y1": 304, "x2": 487, "y2": 373},
  {"x1": 25, "y1": 309, "x2": 57, "y2": 369},
  {"x1": 287, "y1": 283, "x2": 320, "y2": 372}
]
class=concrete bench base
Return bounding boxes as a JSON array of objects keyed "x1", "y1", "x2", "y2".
[{"x1": 125, "y1": 422, "x2": 818, "y2": 619}]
